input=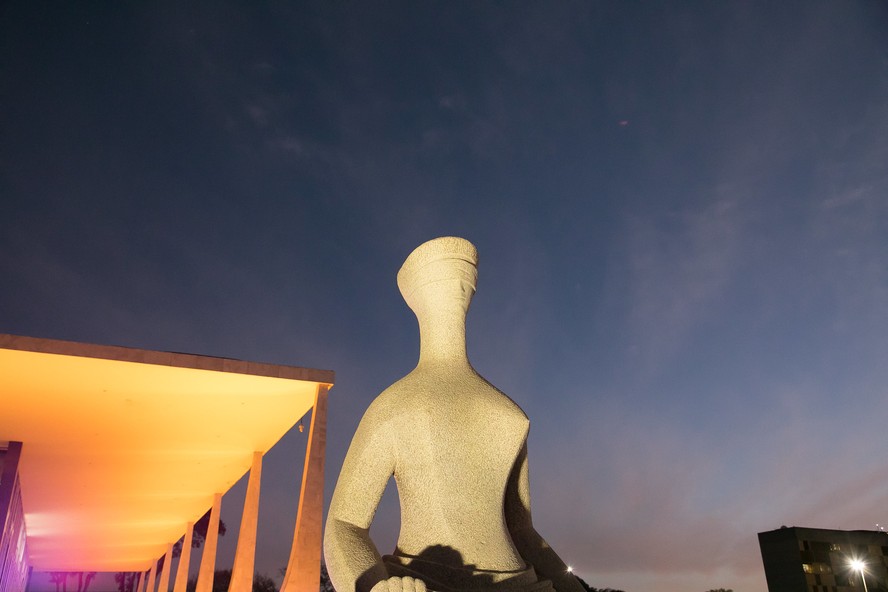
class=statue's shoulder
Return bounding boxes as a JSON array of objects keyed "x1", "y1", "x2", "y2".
[
  {"x1": 474, "y1": 375, "x2": 530, "y2": 421},
  {"x1": 359, "y1": 374, "x2": 422, "y2": 422}
]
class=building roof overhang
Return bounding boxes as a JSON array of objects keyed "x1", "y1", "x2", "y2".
[{"x1": 0, "y1": 334, "x2": 333, "y2": 572}]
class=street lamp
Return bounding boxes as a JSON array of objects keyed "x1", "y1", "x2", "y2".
[{"x1": 850, "y1": 559, "x2": 869, "y2": 592}]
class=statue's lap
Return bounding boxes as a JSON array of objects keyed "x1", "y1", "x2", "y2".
[{"x1": 383, "y1": 553, "x2": 555, "y2": 592}]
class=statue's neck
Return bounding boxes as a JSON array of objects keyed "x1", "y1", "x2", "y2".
[{"x1": 416, "y1": 311, "x2": 471, "y2": 368}]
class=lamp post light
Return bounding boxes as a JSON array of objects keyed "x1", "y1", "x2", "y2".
[{"x1": 850, "y1": 559, "x2": 869, "y2": 592}]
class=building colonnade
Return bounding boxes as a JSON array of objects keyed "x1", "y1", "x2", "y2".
[{"x1": 135, "y1": 384, "x2": 329, "y2": 592}]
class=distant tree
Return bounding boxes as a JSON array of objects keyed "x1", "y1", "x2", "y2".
[
  {"x1": 186, "y1": 569, "x2": 277, "y2": 592},
  {"x1": 116, "y1": 510, "x2": 226, "y2": 592},
  {"x1": 49, "y1": 572, "x2": 96, "y2": 592},
  {"x1": 320, "y1": 562, "x2": 335, "y2": 592},
  {"x1": 49, "y1": 572, "x2": 68, "y2": 592},
  {"x1": 79, "y1": 572, "x2": 97, "y2": 592},
  {"x1": 253, "y1": 573, "x2": 277, "y2": 592},
  {"x1": 574, "y1": 575, "x2": 624, "y2": 592},
  {"x1": 173, "y1": 509, "x2": 228, "y2": 557},
  {"x1": 115, "y1": 571, "x2": 140, "y2": 592},
  {"x1": 705, "y1": 589, "x2": 734, "y2": 592},
  {"x1": 279, "y1": 560, "x2": 335, "y2": 592}
]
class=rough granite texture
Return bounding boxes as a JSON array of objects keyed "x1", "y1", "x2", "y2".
[{"x1": 325, "y1": 237, "x2": 584, "y2": 592}]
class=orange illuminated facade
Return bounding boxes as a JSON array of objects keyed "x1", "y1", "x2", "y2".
[{"x1": 0, "y1": 334, "x2": 333, "y2": 592}]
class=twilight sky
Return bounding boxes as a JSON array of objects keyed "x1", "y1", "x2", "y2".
[{"x1": 3, "y1": 3, "x2": 888, "y2": 592}]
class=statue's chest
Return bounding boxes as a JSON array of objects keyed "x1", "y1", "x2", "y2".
[{"x1": 396, "y1": 399, "x2": 529, "y2": 490}]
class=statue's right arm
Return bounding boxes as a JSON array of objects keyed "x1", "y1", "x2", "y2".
[{"x1": 324, "y1": 408, "x2": 398, "y2": 592}]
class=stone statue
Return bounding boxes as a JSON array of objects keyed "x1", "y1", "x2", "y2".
[{"x1": 325, "y1": 237, "x2": 583, "y2": 592}]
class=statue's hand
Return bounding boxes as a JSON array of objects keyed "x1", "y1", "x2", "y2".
[{"x1": 370, "y1": 576, "x2": 429, "y2": 592}]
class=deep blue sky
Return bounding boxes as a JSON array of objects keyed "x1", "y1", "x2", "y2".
[{"x1": 3, "y1": 3, "x2": 888, "y2": 591}]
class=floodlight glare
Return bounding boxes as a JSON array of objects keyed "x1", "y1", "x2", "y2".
[{"x1": 850, "y1": 559, "x2": 869, "y2": 592}]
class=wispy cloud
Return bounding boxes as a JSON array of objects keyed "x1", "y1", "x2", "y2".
[
  {"x1": 529, "y1": 373, "x2": 888, "y2": 591},
  {"x1": 621, "y1": 195, "x2": 745, "y2": 375}
]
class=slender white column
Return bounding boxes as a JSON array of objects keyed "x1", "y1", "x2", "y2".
[
  {"x1": 228, "y1": 451, "x2": 263, "y2": 592},
  {"x1": 280, "y1": 384, "x2": 329, "y2": 592},
  {"x1": 172, "y1": 522, "x2": 194, "y2": 592},
  {"x1": 156, "y1": 543, "x2": 174, "y2": 592},
  {"x1": 195, "y1": 493, "x2": 222, "y2": 592},
  {"x1": 145, "y1": 561, "x2": 158, "y2": 592}
]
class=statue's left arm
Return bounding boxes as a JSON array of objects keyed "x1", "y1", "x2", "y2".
[{"x1": 505, "y1": 441, "x2": 585, "y2": 592}]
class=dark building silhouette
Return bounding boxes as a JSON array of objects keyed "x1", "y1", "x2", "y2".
[{"x1": 758, "y1": 526, "x2": 888, "y2": 592}]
